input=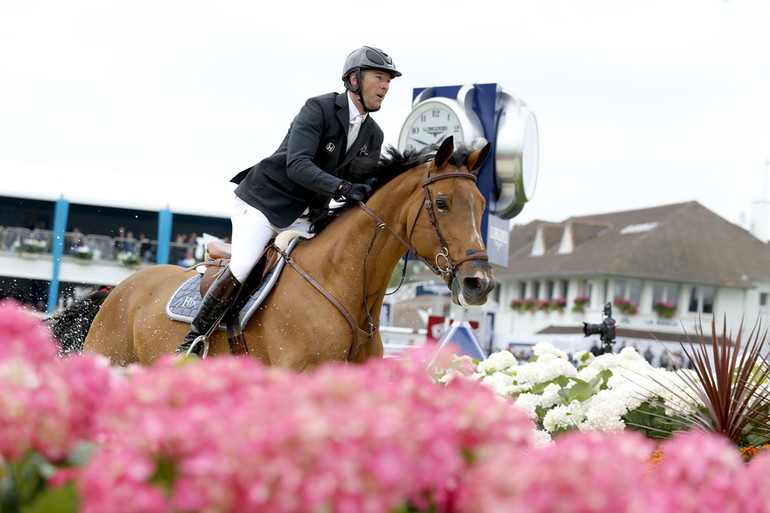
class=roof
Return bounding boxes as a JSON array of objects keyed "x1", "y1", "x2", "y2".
[{"x1": 496, "y1": 201, "x2": 770, "y2": 288}]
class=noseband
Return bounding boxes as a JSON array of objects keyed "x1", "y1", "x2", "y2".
[{"x1": 358, "y1": 161, "x2": 490, "y2": 283}]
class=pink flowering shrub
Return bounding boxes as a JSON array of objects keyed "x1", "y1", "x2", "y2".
[
  {"x1": 0, "y1": 300, "x2": 115, "y2": 461},
  {"x1": 78, "y1": 352, "x2": 536, "y2": 513},
  {"x1": 647, "y1": 429, "x2": 764, "y2": 513},
  {"x1": 5, "y1": 299, "x2": 770, "y2": 513},
  {"x1": 456, "y1": 430, "x2": 654, "y2": 513}
]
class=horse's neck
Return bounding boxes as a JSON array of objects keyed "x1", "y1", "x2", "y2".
[{"x1": 314, "y1": 175, "x2": 422, "y2": 298}]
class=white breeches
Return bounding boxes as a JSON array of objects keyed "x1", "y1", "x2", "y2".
[{"x1": 229, "y1": 196, "x2": 312, "y2": 283}]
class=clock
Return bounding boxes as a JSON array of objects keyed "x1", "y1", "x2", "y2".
[
  {"x1": 397, "y1": 86, "x2": 486, "y2": 153},
  {"x1": 397, "y1": 84, "x2": 539, "y2": 220},
  {"x1": 491, "y1": 92, "x2": 539, "y2": 219}
]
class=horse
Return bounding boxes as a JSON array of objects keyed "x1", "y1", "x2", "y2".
[{"x1": 56, "y1": 136, "x2": 496, "y2": 370}]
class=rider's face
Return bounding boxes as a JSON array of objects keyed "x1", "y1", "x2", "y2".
[{"x1": 352, "y1": 69, "x2": 392, "y2": 113}]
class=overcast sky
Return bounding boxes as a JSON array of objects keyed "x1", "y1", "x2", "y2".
[{"x1": 1, "y1": 0, "x2": 768, "y2": 231}]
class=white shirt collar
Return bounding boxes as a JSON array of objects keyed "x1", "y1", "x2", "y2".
[{"x1": 347, "y1": 92, "x2": 367, "y2": 124}]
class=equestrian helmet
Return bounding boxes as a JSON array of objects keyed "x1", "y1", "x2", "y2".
[{"x1": 342, "y1": 46, "x2": 401, "y2": 92}]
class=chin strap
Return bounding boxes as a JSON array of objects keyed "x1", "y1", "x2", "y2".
[{"x1": 357, "y1": 91, "x2": 378, "y2": 113}]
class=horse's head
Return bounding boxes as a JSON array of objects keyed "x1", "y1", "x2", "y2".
[{"x1": 410, "y1": 136, "x2": 496, "y2": 306}]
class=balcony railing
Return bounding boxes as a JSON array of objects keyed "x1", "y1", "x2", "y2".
[{"x1": 0, "y1": 226, "x2": 201, "y2": 267}]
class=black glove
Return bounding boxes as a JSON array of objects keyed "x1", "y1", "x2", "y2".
[{"x1": 335, "y1": 181, "x2": 372, "y2": 202}]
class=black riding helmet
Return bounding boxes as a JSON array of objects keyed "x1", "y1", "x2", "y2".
[{"x1": 342, "y1": 46, "x2": 401, "y2": 112}]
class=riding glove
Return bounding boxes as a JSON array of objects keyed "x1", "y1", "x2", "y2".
[{"x1": 335, "y1": 181, "x2": 373, "y2": 202}]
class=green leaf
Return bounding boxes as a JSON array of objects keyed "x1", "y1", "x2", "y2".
[
  {"x1": 563, "y1": 380, "x2": 597, "y2": 403},
  {"x1": 21, "y1": 482, "x2": 79, "y2": 513}
]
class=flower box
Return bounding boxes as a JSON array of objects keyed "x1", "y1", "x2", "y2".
[
  {"x1": 613, "y1": 297, "x2": 639, "y2": 315},
  {"x1": 118, "y1": 251, "x2": 141, "y2": 268},
  {"x1": 72, "y1": 246, "x2": 94, "y2": 262},
  {"x1": 653, "y1": 301, "x2": 677, "y2": 318},
  {"x1": 14, "y1": 238, "x2": 47, "y2": 257},
  {"x1": 572, "y1": 296, "x2": 589, "y2": 313}
]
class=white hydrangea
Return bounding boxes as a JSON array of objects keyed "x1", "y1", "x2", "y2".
[
  {"x1": 478, "y1": 372, "x2": 519, "y2": 397},
  {"x1": 515, "y1": 358, "x2": 578, "y2": 387},
  {"x1": 473, "y1": 346, "x2": 717, "y2": 441},
  {"x1": 542, "y1": 402, "x2": 583, "y2": 433},
  {"x1": 533, "y1": 429, "x2": 553, "y2": 447},
  {"x1": 573, "y1": 350, "x2": 595, "y2": 369},
  {"x1": 476, "y1": 350, "x2": 518, "y2": 374},
  {"x1": 538, "y1": 383, "x2": 564, "y2": 409},
  {"x1": 532, "y1": 341, "x2": 568, "y2": 359},
  {"x1": 580, "y1": 388, "x2": 631, "y2": 432},
  {"x1": 512, "y1": 393, "x2": 541, "y2": 420}
]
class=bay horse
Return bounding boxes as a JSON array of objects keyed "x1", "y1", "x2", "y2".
[{"x1": 61, "y1": 137, "x2": 496, "y2": 370}]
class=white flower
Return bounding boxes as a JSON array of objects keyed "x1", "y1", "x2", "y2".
[
  {"x1": 532, "y1": 341, "x2": 568, "y2": 359},
  {"x1": 533, "y1": 429, "x2": 553, "y2": 447},
  {"x1": 538, "y1": 383, "x2": 564, "y2": 409},
  {"x1": 516, "y1": 358, "x2": 578, "y2": 387},
  {"x1": 512, "y1": 393, "x2": 541, "y2": 420},
  {"x1": 543, "y1": 403, "x2": 581, "y2": 433},
  {"x1": 580, "y1": 388, "x2": 630, "y2": 432},
  {"x1": 476, "y1": 350, "x2": 518, "y2": 374},
  {"x1": 479, "y1": 372, "x2": 519, "y2": 397}
]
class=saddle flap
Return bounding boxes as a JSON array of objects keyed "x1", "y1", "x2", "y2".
[{"x1": 200, "y1": 240, "x2": 281, "y2": 298}]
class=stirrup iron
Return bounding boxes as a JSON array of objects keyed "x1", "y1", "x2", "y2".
[{"x1": 187, "y1": 335, "x2": 210, "y2": 358}]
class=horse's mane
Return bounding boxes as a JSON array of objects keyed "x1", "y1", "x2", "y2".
[{"x1": 308, "y1": 143, "x2": 475, "y2": 233}]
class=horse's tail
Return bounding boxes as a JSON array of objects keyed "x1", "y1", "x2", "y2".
[{"x1": 49, "y1": 287, "x2": 112, "y2": 355}]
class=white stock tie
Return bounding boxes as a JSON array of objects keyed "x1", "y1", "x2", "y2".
[{"x1": 346, "y1": 114, "x2": 365, "y2": 151}]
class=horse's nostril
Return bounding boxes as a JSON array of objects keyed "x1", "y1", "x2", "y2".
[{"x1": 464, "y1": 276, "x2": 483, "y2": 293}]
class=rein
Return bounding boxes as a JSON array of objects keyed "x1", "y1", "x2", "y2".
[{"x1": 278, "y1": 162, "x2": 489, "y2": 361}]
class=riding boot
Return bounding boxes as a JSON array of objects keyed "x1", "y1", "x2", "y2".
[{"x1": 175, "y1": 267, "x2": 242, "y2": 356}]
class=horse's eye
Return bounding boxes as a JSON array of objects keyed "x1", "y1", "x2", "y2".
[{"x1": 435, "y1": 196, "x2": 449, "y2": 211}]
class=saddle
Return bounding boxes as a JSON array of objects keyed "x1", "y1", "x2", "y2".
[
  {"x1": 167, "y1": 234, "x2": 303, "y2": 355},
  {"x1": 199, "y1": 241, "x2": 280, "y2": 299}
]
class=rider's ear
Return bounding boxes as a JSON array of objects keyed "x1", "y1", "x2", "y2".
[{"x1": 348, "y1": 71, "x2": 359, "y2": 90}]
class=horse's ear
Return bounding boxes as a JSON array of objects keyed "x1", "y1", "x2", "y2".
[
  {"x1": 466, "y1": 141, "x2": 492, "y2": 174},
  {"x1": 433, "y1": 136, "x2": 454, "y2": 169}
]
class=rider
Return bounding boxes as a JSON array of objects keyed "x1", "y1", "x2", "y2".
[{"x1": 175, "y1": 46, "x2": 402, "y2": 355}]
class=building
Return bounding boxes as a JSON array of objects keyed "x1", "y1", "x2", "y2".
[
  {"x1": 386, "y1": 201, "x2": 770, "y2": 360},
  {"x1": 0, "y1": 193, "x2": 229, "y2": 312}
]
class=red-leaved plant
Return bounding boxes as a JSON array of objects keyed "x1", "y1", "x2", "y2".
[{"x1": 632, "y1": 316, "x2": 770, "y2": 448}]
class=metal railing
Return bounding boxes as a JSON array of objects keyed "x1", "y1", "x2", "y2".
[{"x1": 0, "y1": 226, "x2": 201, "y2": 266}]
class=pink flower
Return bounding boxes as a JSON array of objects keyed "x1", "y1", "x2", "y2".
[
  {"x1": 647, "y1": 429, "x2": 745, "y2": 513},
  {"x1": 79, "y1": 353, "x2": 536, "y2": 513},
  {"x1": 457, "y1": 430, "x2": 653, "y2": 513},
  {"x1": 0, "y1": 300, "x2": 116, "y2": 461}
]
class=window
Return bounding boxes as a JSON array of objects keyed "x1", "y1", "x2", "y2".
[
  {"x1": 614, "y1": 279, "x2": 641, "y2": 304},
  {"x1": 688, "y1": 286, "x2": 715, "y2": 314},
  {"x1": 582, "y1": 280, "x2": 594, "y2": 300},
  {"x1": 532, "y1": 281, "x2": 541, "y2": 300},
  {"x1": 688, "y1": 287, "x2": 698, "y2": 312},
  {"x1": 652, "y1": 283, "x2": 679, "y2": 304},
  {"x1": 518, "y1": 281, "x2": 526, "y2": 299},
  {"x1": 702, "y1": 287, "x2": 714, "y2": 314},
  {"x1": 560, "y1": 279, "x2": 569, "y2": 300},
  {"x1": 546, "y1": 280, "x2": 554, "y2": 299},
  {"x1": 761, "y1": 292, "x2": 768, "y2": 307}
]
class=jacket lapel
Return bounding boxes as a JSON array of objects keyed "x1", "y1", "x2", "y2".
[{"x1": 342, "y1": 117, "x2": 373, "y2": 164}]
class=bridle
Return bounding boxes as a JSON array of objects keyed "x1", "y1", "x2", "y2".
[
  {"x1": 277, "y1": 159, "x2": 490, "y2": 360},
  {"x1": 358, "y1": 160, "x2": 490, "y2": 282}
]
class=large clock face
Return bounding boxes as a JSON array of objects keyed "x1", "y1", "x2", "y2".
[{"x1": 397, "y1": 99, "x2": 466, "y2": 153}]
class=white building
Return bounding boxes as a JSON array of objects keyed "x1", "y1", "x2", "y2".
[{"x1": 394, "y1": 201, "x2": 770, "y2": 360}]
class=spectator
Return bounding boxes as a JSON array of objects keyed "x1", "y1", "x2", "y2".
[
  {"x1": 643, "y1": 345, "x2": 654, "y2": 364},
  {"x1": 66, "y1": 227, "x2": 85, "y2": 254}
]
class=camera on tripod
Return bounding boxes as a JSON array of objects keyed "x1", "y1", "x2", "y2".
[{"x1": 582, "y1": 302, "x2": 616, "y2": 354}]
